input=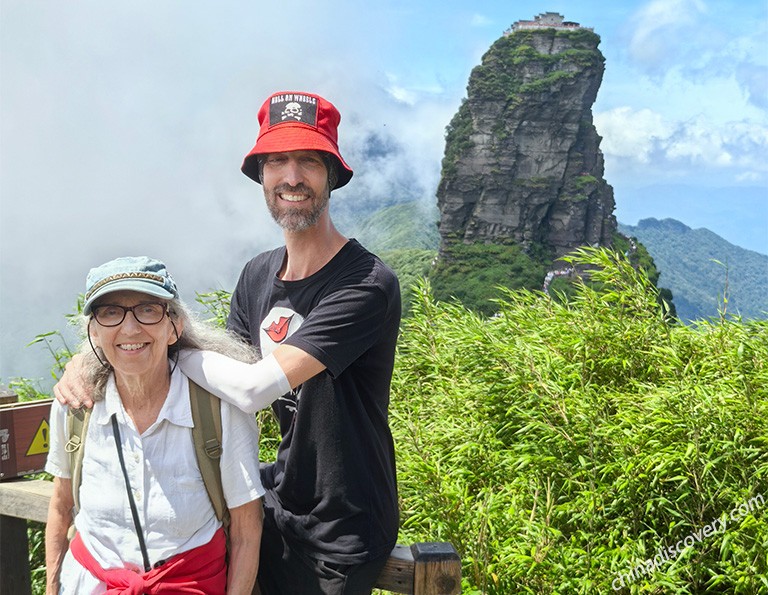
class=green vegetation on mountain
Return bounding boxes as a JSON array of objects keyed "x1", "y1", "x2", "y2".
[
  {"x1": 352, "y1": 202, "x2": 438, "y2": 314},
  {"x1": 441, "y1": 98, "x2": 474, "y2": 178},
  {"x1": 620, "y1": 218, "x2": 768, "y2": 322},
  {"x1": 429, "y1": 240, "x2": 551, "y2": 317},
  {"x1": 467, "y1": 28, "x2": 601, "y2": 102}
]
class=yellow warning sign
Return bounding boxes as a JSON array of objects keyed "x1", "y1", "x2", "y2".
[{"x1": 26, "y1": 419, "x2": 50, "y2": 456}]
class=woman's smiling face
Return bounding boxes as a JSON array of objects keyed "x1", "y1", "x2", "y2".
[{"x1": 89, "y1": 290, "x2": 181, "y2": 379}]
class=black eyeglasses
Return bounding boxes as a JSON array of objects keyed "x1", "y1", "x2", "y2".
[{"x1": 91, "y1": 303, "x2": 168, "y2": 327}]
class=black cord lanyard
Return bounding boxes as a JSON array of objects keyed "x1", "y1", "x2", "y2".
[{"x1": 111, "y1": 413, "x2": 152, "y2": 573}]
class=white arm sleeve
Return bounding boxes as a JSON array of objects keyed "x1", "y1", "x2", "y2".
[{"x1": 178, "y1": 350, "x2": 292, "y2": 414}]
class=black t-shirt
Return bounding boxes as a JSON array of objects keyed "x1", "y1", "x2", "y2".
[{"x1": 228, "y1": 239, "x2": 401, "y2": 564}]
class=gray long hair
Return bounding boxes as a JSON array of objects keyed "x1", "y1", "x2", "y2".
[{"x1": 79, "y1": 297, "x2": 257, "y2": 401}]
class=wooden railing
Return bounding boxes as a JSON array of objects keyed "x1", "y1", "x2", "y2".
[{"x1": 0, "y1": 478, "x2": 461, "y2": 595}]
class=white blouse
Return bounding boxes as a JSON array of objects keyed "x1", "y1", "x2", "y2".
[{"x1": 45, "y1": 365, "x2": 265, "y2": 594}]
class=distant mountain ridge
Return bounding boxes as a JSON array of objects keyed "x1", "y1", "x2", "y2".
[
  {"x1": 619, "y1": 218, "x2": 768, "y2": 322},
  {"x1": 353, "y1": 201, "x2": 439, "y2": 252},
  {"x1": 615, "y1": 184, "x2": 768, "y2": 256}
]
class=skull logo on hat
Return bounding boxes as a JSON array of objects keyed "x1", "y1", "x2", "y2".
[{"x1": 281, "y1": 102, "x2": 303, "y2": 121}]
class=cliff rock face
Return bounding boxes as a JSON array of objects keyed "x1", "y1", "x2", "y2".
[{"x1": 437, "y1": 25, "x2": 617, "y2": 258}]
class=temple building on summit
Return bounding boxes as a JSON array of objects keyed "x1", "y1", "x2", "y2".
[{"x1": 505, "y1": 12, "x2": 593, "y2": 35}]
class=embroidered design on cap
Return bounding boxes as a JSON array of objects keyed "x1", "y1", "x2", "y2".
[
  {"x1": 268, "y1": 93, "x2": 318, "y2": 128},
  {"x1": 85, "y1": 272, "x2": 166, "y2": 300}
]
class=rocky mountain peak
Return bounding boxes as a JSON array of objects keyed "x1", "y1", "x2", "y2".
[{"x1": 437, "y1": 19, "x2": 617, "y2": 258}]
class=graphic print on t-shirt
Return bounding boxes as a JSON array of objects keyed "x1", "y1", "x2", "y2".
[
  {"x1": 259, "y1": 306, "x2": 304, "y2": 356},
  {"x1": 264, "y1": 314, "x2": 293, "y2": 343},
  {"x1": 260, "y1": 306, "x2": 305, "y2": 412}
]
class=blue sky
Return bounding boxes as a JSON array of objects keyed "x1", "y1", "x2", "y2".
[{"x1": 1, "y1": 0, "x2": 767, "y2": 384}]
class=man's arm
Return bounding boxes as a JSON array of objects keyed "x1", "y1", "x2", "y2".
[
  {"x1": 53, "y1": 354, "x2": 93, "y2": 408},
  {"x1": 225, "y1": 499, "x2": 263, "y2": 595},
  {"x1": 177, "y1": 350, "x2": 297, "y2": 414},
  {"x1": 272, "y1": 344, "x2": 326, "y2": 388},
  {"x1": 53, "y1": 342, "x2": 324, "y2": 411}
]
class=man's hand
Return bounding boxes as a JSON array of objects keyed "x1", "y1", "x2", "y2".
[{"x1": 53, "y1": 354, "x2": 94, "y2": 408}]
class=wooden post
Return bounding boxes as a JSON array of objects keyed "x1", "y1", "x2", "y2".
[
  {"x1": 375, "y1": 544, "x2": 416, "y2": 593},
  {"x1": 0, "y1": 384, "x2": 17, "y2": 406},
  {"x1": 0, "y1": 515, "x2": 32, "y2": 595},
  {"x1": 0, "y1": 479, "x2": 52, "y2": 595},
  {"x1": 411, "y1": 542, "x2": 461, "y2": 595}
]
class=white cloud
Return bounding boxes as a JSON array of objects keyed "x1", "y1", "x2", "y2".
[
  {"x1": 383, "y1": 72, "x2": 448, "y2": 107},
  {"x1": 595, "y1": 107, "x2": 671, "y2": 162},
  {"x1": 668, "y1": 117, "x2": 768, "y2": 171},
  {"x1": 596, "y1": 107, "x2": 768, "y2": 181},
  {"x1": 628, "y1": 0, "x2": 720, "y2": 75},
  {"x1": 736, "y1": 171, "x2": 763, "y2": 183},
  {"x1": 385, "y1": 82, "x2": 419, "y2": 106},
  {"x1": 627, "y1": 0, "x2": 708, "y2": 72},
  {"x1": 338, "y1": 88, "x2": 456, "y2": 208},
  {"x1": 665, "y1": 116, "x2": 733, "y2": 165},
  {"x1": 390, "y1": 87, "x2": 415, "y2": 105},
  {"x1": 624, "y1": 0, "x2": 768, "y2": 115}
]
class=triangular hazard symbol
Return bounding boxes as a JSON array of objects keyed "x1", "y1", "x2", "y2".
[{"x1": 26, "y1": 419, "x2": 50, "y2": 456}]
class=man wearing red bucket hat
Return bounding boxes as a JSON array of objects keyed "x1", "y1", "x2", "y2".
[
  {"x1": 186, "y1": 91, "x2": 402, "y2": 594},
  {"x1": 55, "y1": 90, "x2": 401, "y2": 594},
  {"x1": 241, "y1": 91, "x2": 354, "y2": 190}
]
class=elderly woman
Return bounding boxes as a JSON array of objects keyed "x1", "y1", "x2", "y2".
[{"x1": 45, "y1": 256, "x2": 264, "y2": 595}]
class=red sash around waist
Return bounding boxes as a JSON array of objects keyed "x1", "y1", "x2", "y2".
[{"x1": 69, "y1": 527, "x2": 227, "y2": 595}]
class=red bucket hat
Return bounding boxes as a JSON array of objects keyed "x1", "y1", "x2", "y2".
[{"x1": 241, "y1": 91, "x2": 353, "y2": 189}]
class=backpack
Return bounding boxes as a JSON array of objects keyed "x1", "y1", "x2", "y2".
[{"x1": 65, "y1": 380, "x2": 230, "y2": 533}]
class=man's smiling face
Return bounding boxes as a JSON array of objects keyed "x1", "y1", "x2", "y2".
[{"x1": 262, "y1": 150, "x2": 330, "y2": 232}]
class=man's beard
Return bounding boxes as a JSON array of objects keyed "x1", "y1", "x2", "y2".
[{"x1": 266, "y1": 183, "x2": 330, "y2": 232}]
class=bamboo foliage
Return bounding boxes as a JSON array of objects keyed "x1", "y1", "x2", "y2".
[{"x1": 390, "y1": 247, "x2": 768, "y2": 594}]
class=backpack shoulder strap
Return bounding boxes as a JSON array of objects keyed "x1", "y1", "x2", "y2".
[
  {"x1": 65, "y1": 406, "x2": 92, "y2": 514},
  {"x1": 188, "y1": 379, "x2": 229, "y2": 528}
]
